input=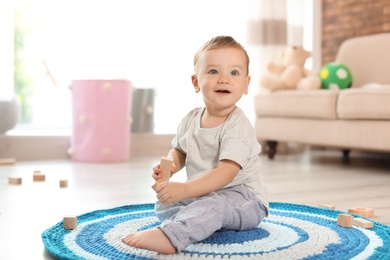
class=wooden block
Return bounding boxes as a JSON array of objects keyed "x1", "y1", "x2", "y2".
[
  {"x1": 8, "y1": 176, "x2": 22, "y2": 185},
  {"x1": 33, "y1": 171, "x2": 46, "y2": 182},
  {"x1": 0, "y1": 158, "x2": 16, "y2": 165},
  {"x1": 319, "y1": 204, "x2": 335, "y2": 210},
  {"x1": 151, "y1": 157, "x2": 173, "y2": 190},
  {"x1": 63, "y1": 215, "x2": 78, "y2": 230},
  {"x1": 60, "y1": 179, "x2": 68, "y2": 188},
  {"x1": 348, "y1": 207, "x2": 374, "y2": 218},
  {"x1": 160, "y1": 156, "x2": 173, "y2": 182},
  {"x1": 151, "y1": 179, "x2": 162, "y2": 191},
  {"x1": 353, "y1": 218, "x2": 374, "y2": 229},
  {"x1": 337, "y1": 214, "x2": 354, "y2": 227}
]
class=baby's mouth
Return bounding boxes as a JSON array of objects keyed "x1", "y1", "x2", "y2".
[{"x1": 216, "y1": 89, "x2": 231, "y2": 93}]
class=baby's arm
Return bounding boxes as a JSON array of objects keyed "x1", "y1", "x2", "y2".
[
  {"x1": 167, "y1": 148, "x2": 186, "y2": 174},
  {"x1": 155, "y1": 159, "x2": 240, "y2": 204},
  {"x1": 185, "y1": 160, "x2": 240, "y2": 197}
]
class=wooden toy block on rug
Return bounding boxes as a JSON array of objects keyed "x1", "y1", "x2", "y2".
[
  {"x1": 353, "y1": 218, "x2": 374, "y2": 229},
  {"x1": 59, "y1": 179, "x2": 68, "y2": 188},
  {"x1": 0, "y1": 158, "x2": 16, "y2": 165},
  {"x1": 8, "y1": 176, "x2": 22, "y2": 185},
  {"x1": 318, "y1": 204, "x2": 335, "y2": 210},
  {"x1": 348, "y1": 207, "x2": 374, "y2": 218},
  {"x1": 63, "y1": 216, "x2": 78, "y2": 230},
  {"x1": 337, "y1": 214, "x2": 354, "y2": 227},
  {"x1": 33, "y1": 171, "x2": 46, "y2": 182},
  {"x1": 152, "y1": 157, "x2": 173, "y2": 191}
]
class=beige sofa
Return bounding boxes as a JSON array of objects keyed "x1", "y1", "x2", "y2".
[{"x1": 254, "y1": 33, "x2": 390, "y2": 159}]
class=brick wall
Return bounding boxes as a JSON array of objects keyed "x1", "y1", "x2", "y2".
[{"x1": 322, "y1": 0, "x2": 390, "y2": 65}]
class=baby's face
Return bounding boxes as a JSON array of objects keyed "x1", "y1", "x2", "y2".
[{"x1": 193, "y1": 47, "x2": 250, "y2": 113}]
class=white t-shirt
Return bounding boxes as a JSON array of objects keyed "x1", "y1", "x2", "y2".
[{"x1": 172, "y1": 107, "x2": 269, "y2": 212}]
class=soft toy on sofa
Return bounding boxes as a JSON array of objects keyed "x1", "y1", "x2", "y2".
[
  {"x1": 260, "y1": 46, "x2": 321, "y2": 90},
  {"x1": 320, "y1": 62, "x2": 353, "y2": 90}
]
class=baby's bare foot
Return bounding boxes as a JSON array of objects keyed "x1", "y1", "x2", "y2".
[{"x1": 122, "y1": 228, "x2": 176, "y2": 254}]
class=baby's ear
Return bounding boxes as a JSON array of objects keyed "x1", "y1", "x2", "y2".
[
  {"x1": 191, "y1": 74, "x2": 200, "y2": 93},
  {"x1": 244, "y1": 75, "x2": 251, "y2": 94}
]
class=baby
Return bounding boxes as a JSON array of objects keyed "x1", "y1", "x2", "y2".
[{"x1": 122, "y1": 35, "x2": 269, "y2": 254}]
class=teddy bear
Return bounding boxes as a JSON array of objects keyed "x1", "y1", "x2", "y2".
[{"x1": 260, "y1": 46, "x2": 321, "y2": 90}]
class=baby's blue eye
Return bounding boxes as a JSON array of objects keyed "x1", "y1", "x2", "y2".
[
  {"x1": 209, "y1": 69, "x2": 218, "y2": 74},
  {"x1": 231, "y1": 70, "x2": 239, "y2": 76}
]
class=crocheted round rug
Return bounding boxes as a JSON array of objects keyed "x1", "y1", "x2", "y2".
[{"x1": 42, "y1": 202, "x2": 390, "y2": 259}]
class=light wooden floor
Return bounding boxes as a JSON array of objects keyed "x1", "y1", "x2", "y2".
[{"x1": 0, "y1": 149, "x2": 389, "y2": 260}]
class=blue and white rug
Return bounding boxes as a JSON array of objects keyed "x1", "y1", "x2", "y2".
[{"x1": 42, "y1": 202, "x2": 390, "y2": 259}]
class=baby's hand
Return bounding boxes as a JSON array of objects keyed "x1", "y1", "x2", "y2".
[
  {"x1": 151, "y1": 163, "x2": 177, "y2": 181},
  {"x1": 152, "y1": 164, "x2": 162, "y2": 181},
  {"x1": 155, "y1": 182, "x2": 186, "y2": 205}
]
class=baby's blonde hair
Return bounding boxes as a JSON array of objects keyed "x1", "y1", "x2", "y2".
[{"x1": 193, "y1": 36, "x2": 250, "y2": 75}]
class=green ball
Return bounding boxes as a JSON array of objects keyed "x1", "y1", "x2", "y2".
[{"x1": 320, "y1": 63, "x2": 353, "y2": 90}]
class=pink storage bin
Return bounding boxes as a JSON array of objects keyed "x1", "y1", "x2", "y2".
[{"x1": 70, "y1": 79, "x2": 133, "y2": 162}]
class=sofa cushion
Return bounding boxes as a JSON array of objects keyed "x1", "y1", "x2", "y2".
[
  {"x1": 337, "y1": 88, "x2": 390, "y2": 120},
  {"x1": 336, "y1": 33, "x2": 390, "y2": 89},
  {"x1": 254, "y1": 90, "x2": 338, "y2": 119}
]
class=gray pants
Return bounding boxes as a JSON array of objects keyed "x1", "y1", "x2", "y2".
[{"x1": 155, "y1": 184, "x2": 267, "y2": 252}]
